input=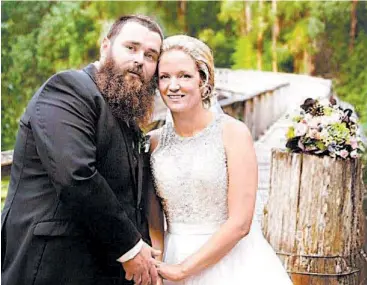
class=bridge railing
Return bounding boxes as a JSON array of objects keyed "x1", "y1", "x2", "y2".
[
  {"x1": 215, "y1": 68, "x2": 291, "y2": 140},
  {"x1": 214, "y1": 68, "x2": 332, "y2": 141}
]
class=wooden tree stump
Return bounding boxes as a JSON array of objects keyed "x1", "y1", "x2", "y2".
[{"x1": 263, "y1": 149, "x2": 367, "y2": 285}]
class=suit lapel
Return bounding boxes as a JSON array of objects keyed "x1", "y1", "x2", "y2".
[
  {"x1": 130, "y1": 123, "x2": 143, "y2": 210},
  {"x1": 136, "y1": 154, "x2": 143, "y2": 209},
  {"x1": 118, "y1": 121, "x2": 137, "y2": 191}
]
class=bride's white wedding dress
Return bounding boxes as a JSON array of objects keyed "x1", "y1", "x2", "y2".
[{"x1": 151, "y1": 113, "x2": 292, "y2": 284}]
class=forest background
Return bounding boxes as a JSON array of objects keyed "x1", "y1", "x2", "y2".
[{"x1": 2, "y1": 0, "x2": 367, "y2": 152}]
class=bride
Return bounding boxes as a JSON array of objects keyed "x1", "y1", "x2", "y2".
[{"x1": 148, "y1": 35, "x2": 292, "y2": 285}]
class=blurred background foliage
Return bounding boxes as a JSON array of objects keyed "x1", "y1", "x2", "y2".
[{"x1": 2, "y1": 0, "x2": 367, "y2": 151}]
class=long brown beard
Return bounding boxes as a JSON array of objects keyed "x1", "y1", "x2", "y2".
[{"x1": 95, "y1": 58, "x2": 156, "y2": 126}]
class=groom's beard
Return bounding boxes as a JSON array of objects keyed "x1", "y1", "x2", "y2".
[{"x1": 95, "y1": 58, "x2": 156, "y2": 125}]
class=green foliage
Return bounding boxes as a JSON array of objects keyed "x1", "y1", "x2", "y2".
[
  {"x1": 327, "y1": 123, "x2": 351, "y2": 144},
  {"x1": 286, "y1": 126, "x2": 295, "y2": 139},
  {"x1": 199, "y1": 29, "x2": 235, "y2": 67},
  {"x1": 1, "y1": 2, "x2": 107, "y2": 150},
  {"x1": 218, "y1": 0, "x2": 247, "y2": 35},
  {"x1": 232, "y1": 36, "x2": 257, "y2": 70},
  {"x1": 1, "y1": 2, "x2": 55, "y2": 150},
  {"x1": 187, "y1": 1, "x2": 222, "y2": 36},
  {"x1": 335, "y1": 32, "x2": 367, "y2": 126},
  {"x1": 36, "y1": 2, "x2": 102, "y2": 72},
  {"x1": 315, "y1": 141, "x2": 327, "y2": 151},
  {"x1": 0, "y1": 1, "x2": 161, "y2": 151}
]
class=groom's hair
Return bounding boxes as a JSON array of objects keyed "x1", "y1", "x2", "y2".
[{"x1": 107, "y1": 15, "x2": 164, "y2": 42}]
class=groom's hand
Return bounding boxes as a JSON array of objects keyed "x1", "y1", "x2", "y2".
[{"x1": 122, "y1": 243, "x2": 161, "y2": 285}]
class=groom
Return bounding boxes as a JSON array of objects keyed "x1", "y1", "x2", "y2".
[{"x1": 1, "y1": 15, "x2": 162, "y2": 285}]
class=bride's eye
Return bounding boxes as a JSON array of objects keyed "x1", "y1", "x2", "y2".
[
  {"x1": 181, "y1": 74, "x2": 192, "y2": 79},
  {"x1": 159, "y1": 75, "x2": 169, "y2": 80}
]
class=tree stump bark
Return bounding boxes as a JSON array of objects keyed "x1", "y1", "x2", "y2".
[{"x1": 263, "y1": 149, "x2": 367, "y2": 284}]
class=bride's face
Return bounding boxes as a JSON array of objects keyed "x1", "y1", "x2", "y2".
[{"x1": 158, "y1": 49, "x2": 203, "y2": 114}]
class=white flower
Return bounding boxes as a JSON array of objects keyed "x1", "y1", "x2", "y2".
[
  {"x1": 320, "y1": 129, "x2": 329, "y2": 142},
  {"x1": 350, "y1": 150, "x2": 358, "y2": 158},
  {"x1": 308, "y1": 117, "x2": 321, "y2": 128},
  {"x1": 322, "y1": 113, "x2": 340, "y2": 125},
  {"x1": 304, "y1": 113, "x2": 313, "y2": 122},
  {"x1": 295, "y1": 123, "x2": 308, "y2": 136}
]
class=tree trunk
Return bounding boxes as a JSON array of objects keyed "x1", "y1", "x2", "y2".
[
  {"x1": 156, "y1": 0, "x2": 163, "y2": 9},
  {"x1": 303, "y1": 50, "x2": 309, "y2": 74},
  {"x1": 293, "y1": 52, "x2": 302, "y2": 74},
  {"x1": 263, "y1": 149, "x2": 367, "y2": 284},
  {"x1": 309, "y1": 40, "x2": 316, "y2": 75},
  {"x1": 257, "y1": 0, "x2": 264, "y2": 70},
  {"x1": 245, "y1": 0, "x2": 252, "y2": 34},
  {"x1": 177, "y1": 0, "x2": 188, "y2": 34},
  {"x1": 303, "y1": 49, "x2": 315, "y2": 75},
  {"x1": 349, "y1": 0, "x2": 358, "y2": 52},
  {"x1": 271, "y1": 0, "x2": 279, "y2": 72},
  {"x1": 239, "y1": 1, "x2": 246, "y2": 36}
]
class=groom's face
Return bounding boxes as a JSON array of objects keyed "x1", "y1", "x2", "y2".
[
  {"x1": 101, "y1": 21, "x2": 162, "y2": 85},
  {"x1": 96, "y1": 21, "x2": 162, "y2": 123}
]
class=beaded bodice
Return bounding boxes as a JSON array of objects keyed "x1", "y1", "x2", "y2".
[{"x1": 151, "y1": 114, "x2": 228, "y2": 225}]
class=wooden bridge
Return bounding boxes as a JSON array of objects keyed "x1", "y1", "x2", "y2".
[{"x1": 1, "y1": 68, "x2": 366, "y2": 258}]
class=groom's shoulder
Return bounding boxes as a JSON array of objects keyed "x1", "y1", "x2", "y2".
[
  {"x1": 47, "y1": 67, "x2": 92, "y2": 88},
  {"x1": 42, "y1": 66, "x2": 100, "y2": 99},
  {"x1": 34, "y1": 67, "x2": 100, "y2": 108}
]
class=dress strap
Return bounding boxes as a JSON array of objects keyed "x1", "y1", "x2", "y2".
[
  {"x1": 152, "y1": 123, "x2": 172, "y2": 155},
  {"x1": 160, "y1": 123, "x2": 173, "y2": 147}
]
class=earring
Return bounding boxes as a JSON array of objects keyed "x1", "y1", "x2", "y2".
[{"x1": 201, "y1": 86, "x2": 210, "y2": 100}]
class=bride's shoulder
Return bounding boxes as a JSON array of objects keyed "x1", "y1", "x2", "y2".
[
  {"x1": 221, "y1": 114, "x2": 253, "y2": 146},
  {"x1": 221, "y1": 114, "x2": 251, "y2": 136}
]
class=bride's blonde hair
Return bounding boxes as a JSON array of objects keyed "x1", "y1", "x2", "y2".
[{"x1": 161, "y1": 35, "x2": 215, "y2": 107}]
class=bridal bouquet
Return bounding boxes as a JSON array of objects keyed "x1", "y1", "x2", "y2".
[{"x1": 286, "y1": 98, "x2": 365, "y2": 159}]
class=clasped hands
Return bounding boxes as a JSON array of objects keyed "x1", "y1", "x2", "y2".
[{"x1": 122, "y1": 242, "x2": 187, "y2": 285}]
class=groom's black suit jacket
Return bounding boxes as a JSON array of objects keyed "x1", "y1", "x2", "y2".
[{"x1": 1, "y1": 64, "x2": 153, "y2": 285}]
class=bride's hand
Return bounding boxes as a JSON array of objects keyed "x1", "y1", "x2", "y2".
[{"x1": 153, "y1": 261, "x2": 186, "y2": 282}]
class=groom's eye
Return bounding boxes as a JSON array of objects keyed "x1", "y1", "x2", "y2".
[
  {"x1": 145, "y1": 53, "x2": 157, "y2": 62},
  {"x1": 125, "y1": 45, "x2": 135, "y2": 51}
]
